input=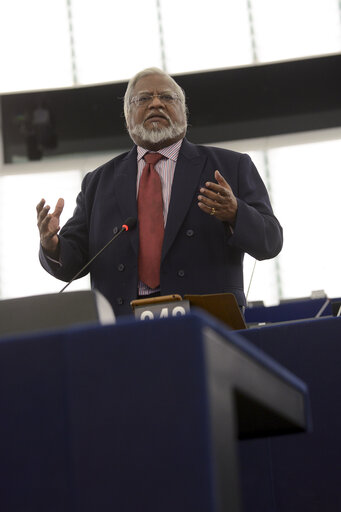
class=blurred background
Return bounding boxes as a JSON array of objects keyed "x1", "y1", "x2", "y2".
[{"x1": 0, "y1": 0, "x2": 340, "y2": 305}]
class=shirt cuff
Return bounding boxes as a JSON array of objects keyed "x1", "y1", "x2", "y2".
[{"x1": 45, "y1": 254, "x2": 62, "y2": 267}]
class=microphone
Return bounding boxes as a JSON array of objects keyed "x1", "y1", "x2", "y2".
[
  {"x1": 314, "y1": 297, "x2": 330, "y2": 318},
  {"x1": 246, "y1": 258, "x2": 257, "y2": 305},
  {"x1": 60, "y1": 217, "x2": 137, "y2": 293}
]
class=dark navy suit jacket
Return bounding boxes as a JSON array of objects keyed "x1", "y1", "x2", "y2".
[{"x1": 40, "y1": 139, "x2": 283, "y2": 317}]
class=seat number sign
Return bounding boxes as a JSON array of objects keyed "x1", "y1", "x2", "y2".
[{"x1": 134, "y1": 300, "x2": 190, "y2": 321}]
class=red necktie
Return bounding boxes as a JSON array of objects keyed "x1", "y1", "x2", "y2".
[{"x1": 138, "y1": 152, "x2": 164, "y2": 289}]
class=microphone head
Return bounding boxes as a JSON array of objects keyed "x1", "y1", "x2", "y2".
[{"x1": 122, "y1": 217, "x2": 137, "y2": 231}]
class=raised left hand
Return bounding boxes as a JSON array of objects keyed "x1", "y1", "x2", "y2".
[{"x1": 198, "y1": 170, "x2": 238, "y2": 224}]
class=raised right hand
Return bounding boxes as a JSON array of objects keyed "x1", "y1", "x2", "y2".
[{"x1": 36, "y1": 198, "x2": 64, "y2": 257}]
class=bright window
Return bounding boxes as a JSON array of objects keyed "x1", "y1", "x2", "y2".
[
  {"x1": 268, "y1": 137, "x2": 341, "y2": 299},
  {"x1": 161, "y1": 0, "x2": 253, "y2": 73},
  {"x1": 1, "y1": 0, "x2": 340, "y2": 91},
  {"x1": 0, "y1": 169, "x2": 89, "y2": 298},
  {"x1": 0, "y1": 0, "x2": 72, "y2": 92},
  {"x1": 71, "y1": 0, "x2": 162, "y2": 84},
  {"x1": 251, "y1": 0, "x2": 341, "y2": 62}
]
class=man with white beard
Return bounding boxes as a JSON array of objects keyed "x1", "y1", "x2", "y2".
[{"x1": 37, "y1": 68, "x2": 283, "y2": 317}]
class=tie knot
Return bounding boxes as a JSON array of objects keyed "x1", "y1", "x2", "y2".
[{"x1": 144, "y1": 152, "x2": 163, "y2": 165}]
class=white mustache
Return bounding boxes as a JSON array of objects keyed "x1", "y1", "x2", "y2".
[{"x1": 145, "y1": 111, "x2": 170, "y2": 122}]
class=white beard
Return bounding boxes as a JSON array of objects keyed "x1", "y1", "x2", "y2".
[{"x1": 128, "y1": 119, "x2": 187, "y2": 146}]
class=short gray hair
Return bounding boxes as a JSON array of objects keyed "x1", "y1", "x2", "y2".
[{"x1": 123, "y1": 67, "x2": 187, "y2": 121}]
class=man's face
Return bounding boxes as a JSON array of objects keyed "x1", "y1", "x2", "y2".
[{"x1": 126, "y1": 74, "x2": 187, "y2": 150}]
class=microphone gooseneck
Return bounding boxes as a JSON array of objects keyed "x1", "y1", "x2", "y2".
[{"x1": 59, "y1": 217, "x2": 137, "y2": 293}]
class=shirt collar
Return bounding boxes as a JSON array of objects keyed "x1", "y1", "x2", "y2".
[{"x1": 137, "y1": 139, "x2": 183, "y2": 162}]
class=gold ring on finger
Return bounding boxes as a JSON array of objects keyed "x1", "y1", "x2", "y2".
[{"x1": 210, "y1": 207, "x2": 216, "y2": 216}]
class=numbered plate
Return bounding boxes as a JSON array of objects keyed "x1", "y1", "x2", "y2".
[{"x1": 134, "y1": 300, "x2": 191, "y2": 321}]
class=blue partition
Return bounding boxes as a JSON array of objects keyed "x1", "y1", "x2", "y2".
[
  {"x1": 245, "y1": 297, "x2": 340, "y2": 324},
  {"x1": 239, "y1": 316, "x2": 341, "y2": 512}
]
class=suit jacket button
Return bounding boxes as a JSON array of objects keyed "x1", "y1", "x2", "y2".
[
  {"x1": 113, "y1": 226, "x2": 119, "y2": 235},
  {"x1": 118, "y1": 263, "x2": 125, "y2": 272},
  {"x1": 178, "y1": 269, "x2": 185, "y2": 277},
  {"x1": 117, "y1": 297, "x2": 124, "y2": 305},
  {"x1": 186, "y1": 229, "x2": 194, "y2": 237}
]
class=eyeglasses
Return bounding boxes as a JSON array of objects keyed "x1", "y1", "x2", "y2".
[{"x1": 130, "y1": 93, "x2": 180, "y2": 107}]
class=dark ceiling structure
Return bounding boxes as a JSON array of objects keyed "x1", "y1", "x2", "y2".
[{"x1": 1, "y1": 53, "x2": 341, "y2": 163}]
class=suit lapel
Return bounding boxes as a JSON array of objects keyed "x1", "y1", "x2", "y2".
[
  {"x1": 113, "y1": 146, "x2": 139, "y2": 256},
  {"x1": 162, "y1": 139, "x2": 207, "y2": 259}
]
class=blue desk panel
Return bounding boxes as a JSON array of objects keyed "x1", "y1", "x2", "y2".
[{"x1": 239, "y1": 316, "x2": 341, "y2": 512}]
